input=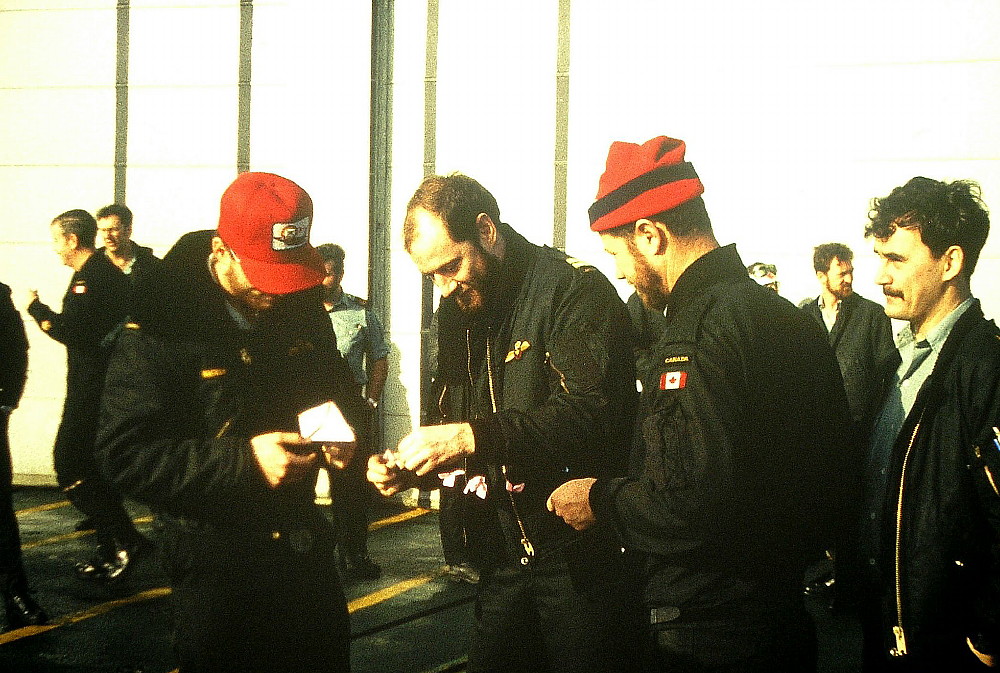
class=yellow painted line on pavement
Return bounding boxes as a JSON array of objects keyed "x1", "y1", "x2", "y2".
[
  {"x1": 15, "y1": 500, "x2": 72, "y2": 516},
  {"x1": 0, "y1": 586, "x2": 172, "y2": 646},
  {"x1": 348, "y1": 571, "x2": 440, "y2": 613},
  {"x1": 369, "y1": 507, "x2": 430, "y2": 531},
  {"x1": 21, "y1": 516, "x2": 154, "y2": 550}
]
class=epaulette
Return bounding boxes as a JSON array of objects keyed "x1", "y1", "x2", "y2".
[{"x1": 564, "y1": 256, "x2": 595, "y2": 271}]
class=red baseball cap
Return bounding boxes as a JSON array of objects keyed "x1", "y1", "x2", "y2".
[
  {"x1": 589, "y1": 136, "x2": 705, "y2": 232},
  {"x1": 217, "y1": 172, "x2": 326, "y2": 295}
]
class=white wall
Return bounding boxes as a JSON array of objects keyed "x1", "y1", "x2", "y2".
[{"x1": 2, "y1": 0, "x2": 998, "y2": 482}]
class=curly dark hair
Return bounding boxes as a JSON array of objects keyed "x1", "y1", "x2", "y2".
[
  {"x1": 812, "y1": 243, "x2": 853, "y2": 273},
  {"x1": 865, "y1": 177, "x2": 990, "y2": 280}
]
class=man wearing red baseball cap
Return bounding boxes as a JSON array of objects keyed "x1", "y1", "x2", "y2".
[
  {"x1": 548, "y1": 137, "x2": 856, "y2": 672},
  {"x1": 95, "y1": 172, "x2": 368, "y2": 672}
]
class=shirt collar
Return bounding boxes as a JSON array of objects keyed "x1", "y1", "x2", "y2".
[{"x1": 896, "y1": 296, "x2": 974, "y2": 350}]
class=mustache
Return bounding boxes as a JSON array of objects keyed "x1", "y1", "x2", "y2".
[{"x1": 883, "y1": 287, "x2": 904, "y2": 299}]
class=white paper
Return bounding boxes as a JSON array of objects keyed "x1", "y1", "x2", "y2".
[{"x1": 298, "y1": 400, "x2": 355, "y2": 443}]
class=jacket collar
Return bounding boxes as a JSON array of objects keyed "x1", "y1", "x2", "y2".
[{"x1": 666, "y1": 243, "x2": 749, "y2": 315}]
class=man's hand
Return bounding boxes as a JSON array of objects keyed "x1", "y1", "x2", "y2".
[
  {"x1": 251, "y1": 431, "x2": 317, "y2": 488},
  {"x1": 320, "y1": 440, "x2": 355, "y2": 470},
  {"x1": 394, "y1": 423, "x2": 475, "y2": 476},
  {"x1": 367, "y1": 451, "x2": 413, "y2": 496},
  {"x1": 21, "y1": 289, "x2": 38, "y2": 312},
  {"x1": 546, "y1": 478, "x2": 598, "y2": 531}
]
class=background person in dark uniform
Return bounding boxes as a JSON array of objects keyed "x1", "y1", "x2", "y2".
[
  {"x1": 0, "y1": 281, "x2": 48, "y2": 629},
  {"x1": 368, "y1": 173, "x2": 640, "y2": 673},
  {"x1": 316, "y1": 242, "x2": 388, "y2": 581},
  {"x1": 96, "y1": 203, "x2": 162, "y2": 322},
  {"x1": 95, "y1": 173, "x2": 368, "y2": 673},
  {"x1": 24, "y1": 209, "x2": 150, "y2": 583},
  {"x1": 549, "y1": 136, "x2": 854, "y2": 673}
]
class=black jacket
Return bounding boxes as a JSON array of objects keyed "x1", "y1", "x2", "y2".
[
  {"x1": 27, "y1": 252, "x2": 128, "y2": 425},
  {"x1": 591, "y1": 245, "x2": 854, "y2": 610},
  {"x1": 433, "y1": 223, "x2": 636, "y2": 567},
  {"x1": 0, "y1": 283, "x2": 27, "y2": 410},
  {"x1": 799, "y1": 291, "x2": 896, "y2": 427},
  {"x1": 98, "y1": 243, "x2": 163, "y2": 323},
  {"x1": 95, "y1": 230, "x2": 367, "y2": 532},
  {"x1": 858, "y1": 300, "x2": 1000, "y2": 665}
]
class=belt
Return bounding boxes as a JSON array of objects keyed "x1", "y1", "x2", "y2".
[{"x1": 160, "y1": 514, "x2": 319, "y2": 554}]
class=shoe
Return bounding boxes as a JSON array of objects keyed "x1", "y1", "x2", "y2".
[
  {"x1": 3, "y1": 588, "x2": 48, "y2": 629},
  {"x1": 75, "y1": 535, "x2": 153, "y2": 583},
  {"x1": 444, "y1": 563, "x2": 480, "y2": 584},
  {"x1": 74, "y1": 517, "x2": 96, "y2": 532},
  {"x1": 343, "y1": 554, "x2": 382, "y2": 581},
  {"x1": 803, "y1": 574, "x2": 835, "y2": 597}
]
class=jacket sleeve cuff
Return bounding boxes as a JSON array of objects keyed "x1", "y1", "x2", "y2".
[
  {"x1": 589, "y1": 476, "x2": 627, "y2": 524},
  {"x1": 468, "y1": 416, "x2": 503, "y2": 467}
]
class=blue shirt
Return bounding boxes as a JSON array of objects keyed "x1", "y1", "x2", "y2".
[
  {"x1": 327, "y1": 292, "x2": 390, "y2": 387},
  {"x1": 862, "y1": 296, "x2": 974, "y2": 568}
]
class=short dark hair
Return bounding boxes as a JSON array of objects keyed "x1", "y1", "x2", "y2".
[
  {"x1": 813, "y1": 243, "x2": 853, "y2": 273},
  {"x1": 95, "y1": 203, "x2": 133, "y2": 231},
  {"x1": 866, "y1": 177, "x2": 990, "y2": 280},
  {"x1": 52, "y1": 209, "x2": 97, "y2": 249},
  {"x1": 403, "y1": 173, "x2": 502, "y2": 251},
  {"x1": 316, "y1": 243, "x2": 345, "y2": 274},
  {"x1": 602, "y1": 196, "x2": 714, "y2": 241}
]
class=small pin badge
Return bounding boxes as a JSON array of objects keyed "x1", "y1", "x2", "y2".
[{"x1": 505, "y1": 340, "x2": 531, "y2": 362}]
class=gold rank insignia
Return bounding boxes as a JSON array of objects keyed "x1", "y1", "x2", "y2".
[
  {"x1": 564, "y1": 256, "x2": 594, "y2": 270},
  {"x1": 505, "y1": 340, "x2": 531, "y2": 362},
  {"x1": 201, "y1": 368, "x2": 227, "y2": 379}
]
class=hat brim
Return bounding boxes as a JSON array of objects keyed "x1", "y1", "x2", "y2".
[{"x1": 237, "y1": 248, "x2": 326, "y2": 295}]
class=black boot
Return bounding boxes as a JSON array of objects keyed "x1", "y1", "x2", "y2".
[
  {"x1": 75, "y1": 535, "x2": 153, "y2": 583},
  {"x1": 2, "y1": 581, "x2": 48, "y2": 629}
]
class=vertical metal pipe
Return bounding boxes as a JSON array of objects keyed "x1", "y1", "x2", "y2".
[
  {"x1": 370, "y1": 0, "x2": 393, "y2": 331},
  {"x1": 113, "y1": 0, "x2": 130, "y2": 204},
  {"x1": 553, "y1": 0, "x2": 571, "y2": 250},
  {"x1": 237, "y1": 0, "x2": 253, "y2": 174},
  {"x1": 418, "y1": 0, "x2": 439, "y2": 425}
]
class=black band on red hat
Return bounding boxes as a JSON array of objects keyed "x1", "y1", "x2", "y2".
[{"x1": 588, "y1": 162, "x2": 700, "y2": 226}]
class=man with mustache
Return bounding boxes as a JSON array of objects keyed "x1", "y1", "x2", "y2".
[
  {"x1": 849, "y1": 177, "x2": 1000, "y2": 671},
  {"x1": 367, "y1": 173, "x2": 639, "y2": 672},
  {"x1": 547, "y1": 135, "x2": 853, "y2": 672},
  {"x1": 800, "y1": 243, "x2": 896, "y2": 428}
]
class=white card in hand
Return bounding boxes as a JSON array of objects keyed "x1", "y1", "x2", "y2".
[{"x1": 298, "y1": 401, "x2": 355, "y2": 443}]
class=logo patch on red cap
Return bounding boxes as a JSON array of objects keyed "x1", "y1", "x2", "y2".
[{"x1": 271, "y1": 217, "x2": 311, "y2": 251}]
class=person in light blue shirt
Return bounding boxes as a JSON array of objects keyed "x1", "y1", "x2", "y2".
[
  {"x1": 849, "y1": 176, "x2": 1000, "y2": 672},
  {"x1": 317, "y1": 243, "x2": 389, "y2": 581}
]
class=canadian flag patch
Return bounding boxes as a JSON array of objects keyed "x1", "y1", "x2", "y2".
[{"x1": 660, "y1": 371, "x2": 687, "y2": 390}]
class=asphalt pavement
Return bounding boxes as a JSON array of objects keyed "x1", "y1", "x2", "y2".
[{"x1": 1, "y1": 485, "x2": 861, "y2": 672}]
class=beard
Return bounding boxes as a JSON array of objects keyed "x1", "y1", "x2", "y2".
[
  {"x1": 455, "y1": 249, "x2": 502, "y2": 315},
  {"x1": 633, "y1": 253, "x2": 669, "y2": 313},
  {"x1": 827, "y1": 279, "x2": 853, "y2": 301}
]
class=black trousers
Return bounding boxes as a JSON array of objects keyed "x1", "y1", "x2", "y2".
[
  {"x1": 438, "y1": 483, "x2": 469, "y2": 566},
  {"x1": 159, "y1": 517, "x2": 351, "y2": 673},
  {"x1": 648, "y1": 600, "x2": 817, "y2": 673},
  {"x1": 467, "y1": 555, "x2": 642, "y2": 673},
  {"x1": 0, "y1": 414, "x2": 26, "y2": 588},
  {"x1": 53, "y1": 401, "x2": 137, "y2": 545}
]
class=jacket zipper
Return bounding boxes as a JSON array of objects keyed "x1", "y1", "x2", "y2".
[
  {"x1": 473, "y1": 328, "x2": 535, "y2": 565},
  {"x1": 891, "y1": 416, "x2": 923, "y2": 657}
]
